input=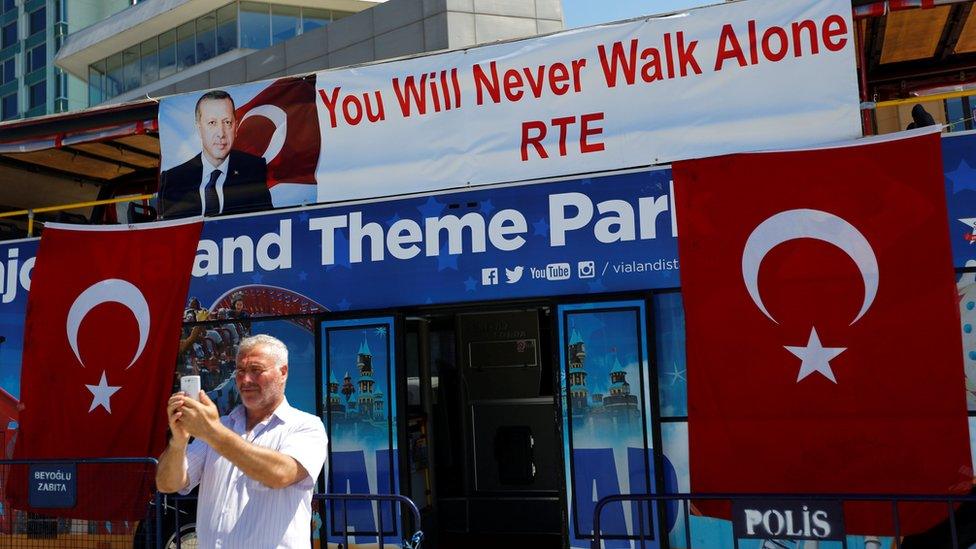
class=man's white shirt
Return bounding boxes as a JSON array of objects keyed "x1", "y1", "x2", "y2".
[
  {"x1": 197, "y1": 155, "x2": 230, "y2": 215},
  {"x1": 181, "y1": 399, "x2": 328, "y2": 549}
]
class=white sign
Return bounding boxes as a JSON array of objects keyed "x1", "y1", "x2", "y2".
[{"x1": 159, "y1": 0, "x2": 859, "y2": 211}]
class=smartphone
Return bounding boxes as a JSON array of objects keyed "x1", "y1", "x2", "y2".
[
  {"x1": 180, "y1": 375, "x2": 201, "y2": 400},
  {"x1": 194, "y1": 310, "x2": 209, "y2": 322}
]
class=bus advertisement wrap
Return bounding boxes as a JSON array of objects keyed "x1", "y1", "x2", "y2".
[{"x1": 158, "y1": 0, "x2": 859, "y2": 213}]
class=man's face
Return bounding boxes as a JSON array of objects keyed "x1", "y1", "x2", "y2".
[
  {"x1": 234, "y1": 345, "x2": 287, "y2": 412},
  {"x1": 195, "y1": 98, "x2": 236, "y2": 166}
]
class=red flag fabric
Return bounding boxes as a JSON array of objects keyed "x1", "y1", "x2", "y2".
[
  {"x1": 8, "y1": 218, "x2": 202, "y2": 520},
  {"x1": 673, "y1": 130, "x2": 972, "y2": 535},
  {"x1": 235, "y1": 76, "x2": 320, "y2": 188}
]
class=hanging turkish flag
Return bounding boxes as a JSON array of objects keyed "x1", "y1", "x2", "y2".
[
  {"x1": 235, "y1": 76, "x2": 320, "y2": 188},
  {"x1": 7, "y1": 218, "x2": 202, "y2": 520},
  {"x1": 673, "y1": 129, "x2": 972, "y2": 535}
]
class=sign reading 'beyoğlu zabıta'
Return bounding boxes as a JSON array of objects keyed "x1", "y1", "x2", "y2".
[{"x1": 158, "y1": 0, "x2": 859, "y2": 213}]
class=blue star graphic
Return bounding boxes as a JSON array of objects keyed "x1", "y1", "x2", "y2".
[
  {"x1": 298, "y1": 211, "x2": 310, "y2": 222},
  {"x1": 463, "y1": 277, "x2": 477, "y2": 292},
  {"x1": 417, "y1": 197, "x2": 445, "y2": 217},
  {"x1": 437, "y1": 245, "x2": 459, "y2": 271},
  {"x1": 337, "y1": 298, "x2": 351, "y2": 310},
  {"x1": 298, "y1": 271, "x2": 308, "y2": 281},
  {"x1": 325, "y1": 230, "x2": 352, "y2": 270},
  {"x1": 386, "y1": 213, "x2": 402, "y2": 226},
  {"x1": 533, "y1": 218, "x2": 549, "y2": 237},
  {"x1": 251, "y1": 272, "x2": 264, "y2": 284},
  {"x1": 580, "y1": 178, "x2": 593, "y2": 185},
  {"x1": 374, "y1": 327, "x2": 387, "y2": 337},
  {"x1": 946, "y1": 159, "x2": 976, "y2": 194},
  {"x1": 587, "y1": 279, "x2": 607, "y2": 292},
  {"x1": 480, "y1": 200, "x2": 496, "y2": 215},
  {"x1": 668, "y1": 363, "x2": 686, "y2": 385},
  {"x1": 425, "y1": 297, "x2": 433, "y2": 304}
]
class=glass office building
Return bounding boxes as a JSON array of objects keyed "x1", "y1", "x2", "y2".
[{"x1": 86, "y1": 2, "x2": 351, "y2": 106}]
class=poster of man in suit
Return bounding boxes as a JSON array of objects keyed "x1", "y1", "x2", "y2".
[{"x1": 159, "y1": 90, "x2": 273, "y2": 219}]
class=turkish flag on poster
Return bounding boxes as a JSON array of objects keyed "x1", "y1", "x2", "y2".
[
  {"x1": 7, "y1": 219, "x2": 202, "y2": 520},
  {"x1": 235, "y1": 76, "x2": 320, "y2": 188},
  {"x1": 673, "y1": 129, "x2": 972, "y2": 535}
]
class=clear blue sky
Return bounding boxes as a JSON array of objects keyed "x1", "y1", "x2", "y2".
[{"x1": 562, "y1": 0, "x2": 715, "y2": 28}]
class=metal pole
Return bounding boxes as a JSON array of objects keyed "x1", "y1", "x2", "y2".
[{"x1": 154, "y1": 491, "x2": 163, "y2": 549}]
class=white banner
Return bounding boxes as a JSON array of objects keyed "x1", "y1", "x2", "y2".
[{"x1": 158, "y1": 0, "x2": 859, "y2": 215}]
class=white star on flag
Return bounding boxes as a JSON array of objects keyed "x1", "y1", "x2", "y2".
[
  {"x1": 86, "y1": 371, "x2": 121, "y2": 413},
  {"x1": 784, "y1": 327, "x2": 846, "y2": 383}
]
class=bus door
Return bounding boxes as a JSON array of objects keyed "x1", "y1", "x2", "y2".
[
  {"x1": 556, "y1": 299, "x2": 667, "y2": 549},
  {"x1": 415, "y1": 307, "x2": 563, "y2": 548},
  {"x1": 319, "y1": 315, "x2": 403, "y2": 547}
]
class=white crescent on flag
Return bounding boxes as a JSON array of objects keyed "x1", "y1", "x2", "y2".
[{"x1": 66, "y1": 278, "x2": 150, "y2": 369}]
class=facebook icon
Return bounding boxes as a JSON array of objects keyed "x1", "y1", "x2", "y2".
[{"x1": 481, "y1": 267, "x2": 499, "y2": 286}]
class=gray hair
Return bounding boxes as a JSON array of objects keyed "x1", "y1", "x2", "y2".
[
  {"x1": 237, "y1": 334, "x2": 288, "y2": 367},
  {"x1": 195, "y1": 89, "x2": 235, "y2": 120}
]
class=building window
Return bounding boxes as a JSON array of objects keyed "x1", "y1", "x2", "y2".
[
  {"x1": 1, "y1": 22, "x2": 16, "y2": 49},
  {"x1": 28, "y1": 7, "x2": 45, "y2": 37},
  {"x1": 140, "y1": 37, "x2": 157, "y2": 86},
  {"x1": 122, "y1": 45, "x2": 139, "y2": 92},
  {"x1": 1, "y1": 0, "x2": 13, "y2": 15},
  {"x1": 1, "y1": 92, "x2": 16, "y2": 120},
  {"x1": 158, "y1": 29, "x2": 176, "y2": 80},
  {"x1": 195, "y1": 12, "x2": 215, "y2": 64},
  {"x1": 216, "y1": 3, "x2": 237, "y2": 56},
  {"x1": 26, "y1": 43, "x2": 44, "y2": 73},
  {"x1": 301, "y1": 8, "x2": 331, "y2": 33},
  {"x1": 105, "y1": 52, "x2": 122, "y2": 98},
  {"x1": 272, "y1": 5, "x2": 299, "y2": 45},
  {"x1": 88, "y1": 60, "x2": 104, "y2": 105},
  {"x1": 176, "y1": 21, "x2": 195, "y2": 71},
  {"x1": 28, "y1": 80, "x2": 44, "y2": 109},
  {"x1": 241, "y1": 2, "x2": 270, "y2": 50},
  {"x1": 1, "y1": 57, "x2": 13, "y2": 85}
]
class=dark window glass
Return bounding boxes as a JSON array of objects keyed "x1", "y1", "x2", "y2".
[
  {"x1": 216, "y1": 3, "x2": 237, "y2": 55},
  {"x1": 158, "y1": 29, "x2": 176, "y2": 79},
  {"x1": 28, "y1": 7, "x2": 45, "y2": 36},
  {"x1": 196, "y1": 13, "x2": 215, "y2": 63},
  {"x1": 122, "y1": 45, "x2": 139, "y2": 92},
  {"x1": 105, "y1": 52, "x2": 122, "y2": 98},
  {"x1": 26, "y1": 43, "x2": 45, "y2": 73},
  {"x1": 240, "y1": 2, "x2": 270, "y2": 50},
  {"x1": 176, "y1": 21, "x2": 195, "y2": 71},
  {"x1": 55, "y1": 69, "x2": 66, "y2": 99},
  {"x1": 2, "y1": 0, "x2": 13, "y2": 14},
  {"x1": 140, "y1": 37, "x2": 157, "y2": 86},
  {"x1": 271, "y1": 5, "x2": 298, "y2": 44},
  {"x1": 2, "y1": 58, "x2": 13, "y2": 84},
  {"x1": 29, "y1": 80, "x2": 45, "y2": 109},
  {"x1": 946, "y1": 98, "x2": 967, "y2": 133},
  {"x1": 88, "y1": 61, "x2": 104, "y2": 105},
  {"x1": 2, "y1": 22, "x2": 16, "y2": 49},
  {"x1": 56, "y1": 0, "x2": 66, "y2": 23},
  {"x1": 1, "y1": 92, "x2": 16, "y2": 120},
  {"x1": 302, "y1": 8, "x2": 330, "y2": 33}
]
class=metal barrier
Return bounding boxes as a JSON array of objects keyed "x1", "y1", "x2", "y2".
[
  {"x1": 591, "y1": 492, "x2": 976, "y2": 549},
  {"x1": 0, "y1": 457, "x2": 161, "y2": 549},
  {"x1": 166, "y1": 492, "x2": 424, "y2": 549}
]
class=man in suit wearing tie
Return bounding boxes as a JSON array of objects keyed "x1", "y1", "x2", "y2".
[{"x1": 159, "y1": 90, "x2": 273, "y2": 219}]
